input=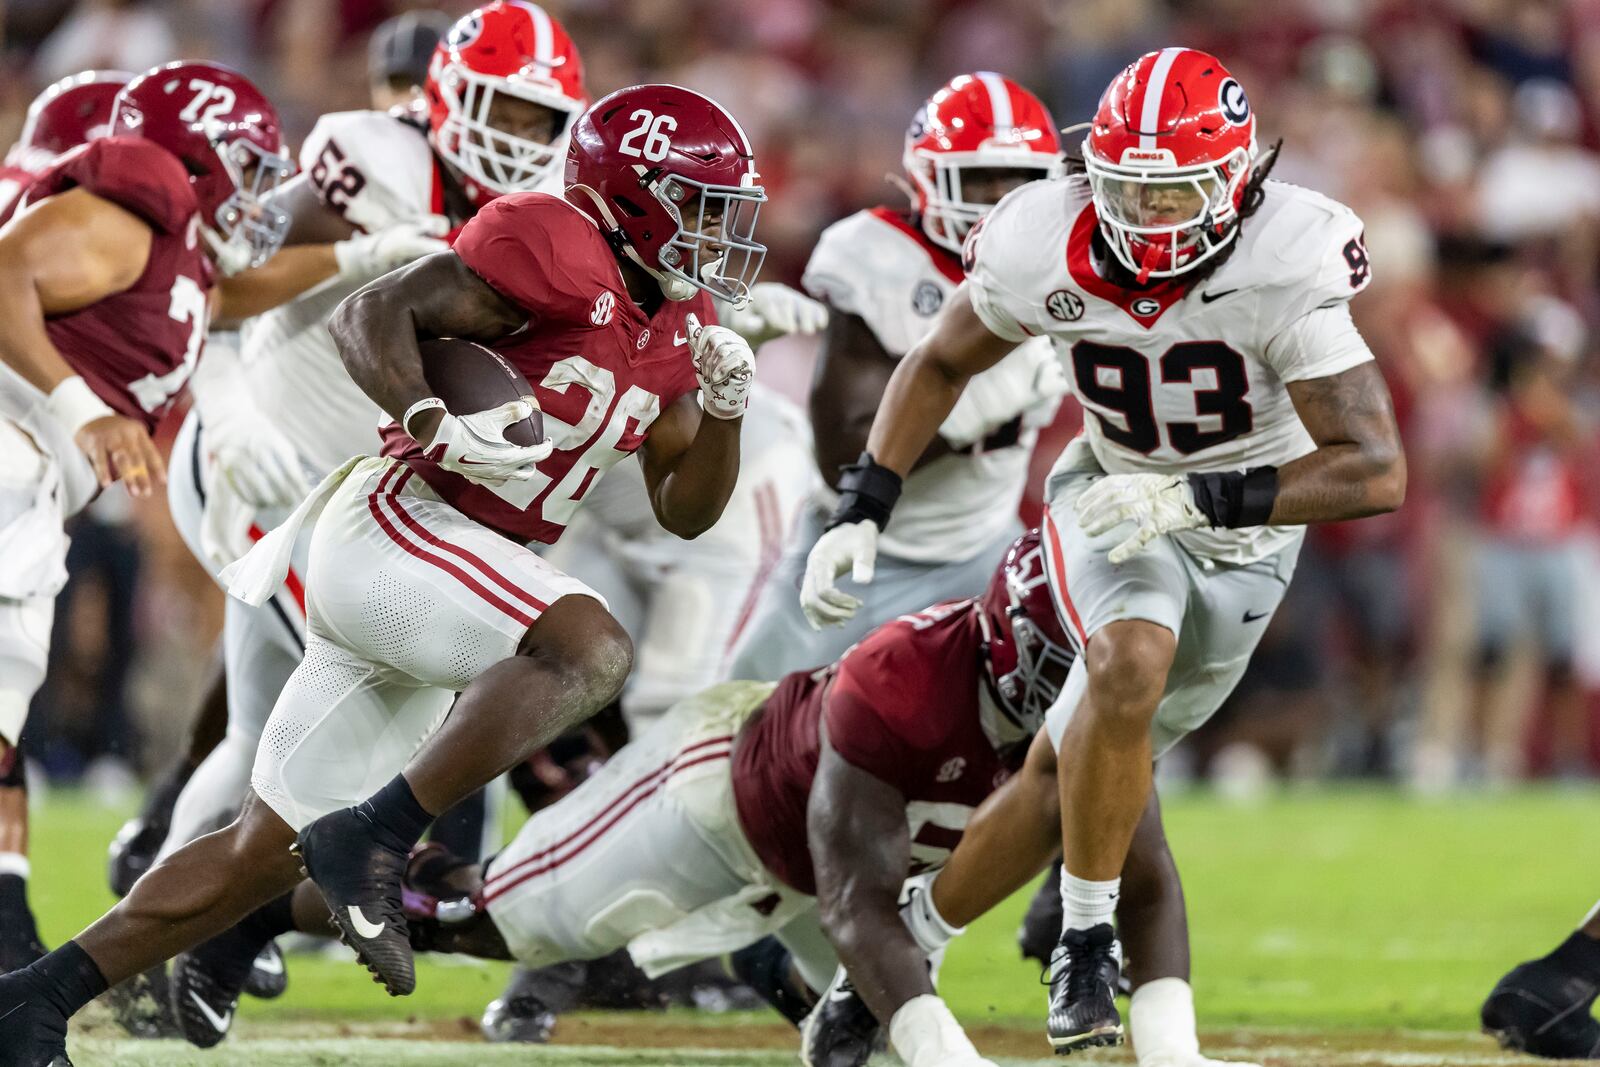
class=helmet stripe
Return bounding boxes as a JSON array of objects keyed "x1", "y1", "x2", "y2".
[
  {"x1": 1138, "y1": 46, "x2": 1184, "y2": 150},
  {"x1": 510, "y1": 0, "x2": 555, "y2": 64},
  {"x1": 976, "y1": 71, "x2": 1013, "y2": 133}
]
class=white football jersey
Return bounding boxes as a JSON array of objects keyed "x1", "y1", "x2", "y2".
[
  {"x1": 239, "y1": 109, "x2": 563, "y2": 477},
  {"x1": 966, "y1": 176, "x2": 1374, "y2": 564},
  {"x1": 803, "y1": 207, "x2": 1059, "y2": 564}
]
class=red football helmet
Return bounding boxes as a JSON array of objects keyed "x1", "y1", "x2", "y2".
[
  {"x1": 7, "y1": 70, "x2": 131, "y2": 174},
  {"x1": 426, "y1": 1, "x2": 587, "y2": 202},
  {"x1": 1085, "y1": 47, "x2": 1258, "y2": 282},
  {"x1": 566, "y1": 84, "x2": 766, "y2": 304},
  {"x1": 977, "y1": 530, "x2": 1078, "y2": 738},
  {"x1": 904, "y1": 72, "x2": 1064, "y2": 254},
  {"x1": 110, "y1": 62, "x2": 293, "y2": 274}
]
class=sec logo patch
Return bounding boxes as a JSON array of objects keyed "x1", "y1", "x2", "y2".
[
  {"x1": 1046, "y1": 289, "x2": 1084, "y2": 322},
  {"x1": 590, "y1": 291, "x2": 615, "y2": 327},
  {"x1": 912, "y1": 280, "x2": 944, "y2": 317}
]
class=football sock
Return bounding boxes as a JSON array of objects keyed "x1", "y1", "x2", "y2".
[
  {"x1": 28, "y1": 940, "x2": 108, "y2": 1018},
  {"x1": 1060, "y1": 872, "x2": 1120, "y2": 932},
  {"x1": 1552, "y1": 930, "x2": 1600, "y2": 980},
  {"x1": 239, "y1": 892, "x2": 298, "y2": 944},
  {"x1": 0, "y1": 852, "x2": 30, "y2": 883},
  {"x1": 357, "y1": 774, "x2": 435, "y2": 852}
]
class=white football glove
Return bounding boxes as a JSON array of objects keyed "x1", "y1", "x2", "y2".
[
  {"x1": 890, "y1": 996, "x2": 996, "y2": 1067},
  {"x1": 420, "y1": 399, "x2": 553, "y2": 487},
  {"x1": 686, "y1": 313, "x2": 755, "y2": 420},
  {"x1": 1131, "y1": 978, "x2": 1261, "y2": 1067},
  {"x1": 716, "y1": 282, "x2": 828, "y2": 345},
  {"x1": 1075, "y1": 472, "x2": 1210, "y2": 565},
  {"x1": 205, "y1": 404, "x2": 311, "y2": 509},
  {"x1": 800, "y1": 518, "x2": 878, "y2": 629},
  {"x1": 334, "y1": 216, "x2": 450, "y2": 279}
]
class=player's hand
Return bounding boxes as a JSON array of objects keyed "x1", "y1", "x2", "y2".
[
  {"x1": 1075, "y1": 472, "x2": 1208, "y2": 564},
  {"x1": 334, "y1": 216, "x2": 450, "y2": 278},
  {"x1": 801, "y1": 519, "x2": 878, "y2": 629},
  {"x1": 686, "y1": 313, "x2": 754, "y2": 420},
  {"x1": 718, "y1": 282, "x2": 828, "y2": 344},
  {"x1": 206, "y1": 404, "x2": 311, "y2": 509},
  {"x1": 426, "y1": 400, "x2": 553, "y2": 486},
  {"x1": 75, "y1": 415, "x2": 165, "y2": 497}
]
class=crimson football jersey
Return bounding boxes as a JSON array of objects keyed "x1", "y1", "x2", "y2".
[
  {"x1": 22, "y1": 137, "x2": 212, "y2": 431},
  {"x1": 379, "y1": 191, "x2": 714, "y2": 544},
  {"x1": 731, "y1": 600, "x2": 1019, "y2": 895},
  {"x1": 0, "y1": 163, "x2": 37, "y2": 223}
]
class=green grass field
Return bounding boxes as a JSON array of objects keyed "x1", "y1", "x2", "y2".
[{"x1": 28, "y1": 784, "x2": 1598, "y2": 1065}]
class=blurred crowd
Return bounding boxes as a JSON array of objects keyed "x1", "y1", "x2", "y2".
[{"x1": 6, "y1": 0, "x2": 1600, "y2": 793}]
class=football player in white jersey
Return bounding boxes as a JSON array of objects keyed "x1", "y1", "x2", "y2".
[
  {"x1": 802, "y1": 47, "x2": 1406, "y2": 1053},
  {"x1": 725, "y1": 72, "x2": 1067, "y2": 682}
]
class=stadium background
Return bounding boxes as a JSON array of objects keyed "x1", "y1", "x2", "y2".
[{"x1": 2, "y1": 1, "x2": 1598, "y2": 1063}]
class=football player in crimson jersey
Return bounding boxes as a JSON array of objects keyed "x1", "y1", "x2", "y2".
[
  {"x1": 0, "y1": 82, "x2": 765, "y2": 1065},
  {"x1": 802, "y1": 47, "x2": 1406, "y2": 1052},
  {"x1": 0, "y1": 62, "x2": 294, "y2": 1000},
  {"x1": 0, "y1": 70, "x2": 130, "y2": 220},
  {"x1": 726, "y1": 71, "x2": 1067, "y2": 685},
  {"x1": 236, "y1": 531, "x2": 1220, "y2": 1067}
]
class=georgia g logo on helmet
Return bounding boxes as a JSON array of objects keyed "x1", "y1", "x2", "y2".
[{"x1": 1218, "y1": 77, "x2": 1250, "y2": 125}]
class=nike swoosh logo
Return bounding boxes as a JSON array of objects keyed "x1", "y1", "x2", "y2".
[
  {"x1": 673, "y1": 332, "x2": 688, "y2": 346},
  {"x1": 188, "y1": 990, "x2": 233, "y2": 1033},
  {"x1": 1199, "y1": 288, "x2": 1238, "y2": 304},
  {"x1": 347, "y1": 905, "x2": 386, "y2": 940},
  {"x1": 1242, "y1": 609, "x2": 1270, "y2": 623},
  {"x1": 252, "y1": 952, "x2": 284, "y2": 976}
]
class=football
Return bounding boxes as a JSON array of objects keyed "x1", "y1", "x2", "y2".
[{"x1": 416, "y1": 336, "x2": 544, "y2": 446}]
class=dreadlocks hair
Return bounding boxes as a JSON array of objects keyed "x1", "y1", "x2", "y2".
[{"x1": 1092, "y1": 137, "x2": 1284, "y2": 293}]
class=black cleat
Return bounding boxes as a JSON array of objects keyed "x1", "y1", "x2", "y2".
[
  {"x1": 481, "y1": 964, "x2": 576, "y2": 1044},
  {"x1": 1482, "y1": 949, "x2": 1600, "y2": 1060},
  {"x1": 1019, "y1": 861, "x2": 1064, "y2": 966},
  {"x1": 105, "y1": 965, "x2": 181, "y2": 1039},
  {"x1": 0, "y1": 970, "x2": 73, "y2": 1067},
  {"x1": 293, "y1": 807, "x2": 415, "y2": 996},
  {"x1": 170, "y1": 919, "x2": 276, "y2": 1048},
  {"x1": 800, "y1": 967, "x2": 884, "y2": 1067},
  {"x1": 106, "y1": 762, "x2": 191, "y2": 897},
  {"x1": 242, "y1": 941, "x2": 287, "y2": 1001},
  {"x1": 730, "y1": 935, "x2": 815, "y2": 1028},
  {"x1": 1046, "y1": 923, "x2": 1123, "y2": 1055}
]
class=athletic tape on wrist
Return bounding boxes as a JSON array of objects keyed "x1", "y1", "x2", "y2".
[
  {"x1": 45, "y1": 376, "x2": 115, "y2": 436},
  {"x1": 889, "y1": 995, "x2": 980, "y2": 1066}
]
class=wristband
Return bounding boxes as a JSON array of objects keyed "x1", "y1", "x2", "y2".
[
  {"x1": 827, "y1": 452, "x2": 903, "y2": 532},
  {"x1": 45, "y1": 376, "x2": 115, "y2": 436},
  {"x1": 402, "y1": 397, "x2": 447, "y2": 441},
  {"x1": 1186, "y1": 465, "x2": 1278, "y2": 528}
]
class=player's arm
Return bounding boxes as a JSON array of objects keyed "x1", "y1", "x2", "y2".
[
  {"x1": 808, "y1": 306, "x2": 959, "y2": 489},
  {"x1": 801, "y1": 285, "x2": 1019, "y2": 627},
  {"x1": 329, "y1": 250, "x2": 525, "y2": 444},
  {"x1": 1271, "y1": 360, "x2": 1406, "y2": 524},
  {"x1": 809, "y1": 726, "x2": 994, "y2": 1066},
  {"x1": 0, "y1": 187, "x2": 165, "y2": 494},
  {"x1": 637, "y1": 391, "x2": 741, "y2": 539},
  {"x1": 214, "y1": 175, "x2": 444, "y2": 324}
]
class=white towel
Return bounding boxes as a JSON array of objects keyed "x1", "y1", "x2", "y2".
[{"x1": 220, "y1": 456, "x2": 366, "y2": 606}]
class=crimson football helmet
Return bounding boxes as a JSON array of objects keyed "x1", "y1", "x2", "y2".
[
  {"x1": 1084, "y1": 47, "x2": 1258, "y2": 282},
  {"x1": 904, "y1": 72, "x2": 1064, "y2": 254},
  {"x1": 978, "y1": 530, "x2": 1077, "y2": 738},
  {"x1": 7, "y1": 70, "x2": 131, "y2": 174},
  {"x1": 426, "y1": 1, "x2": 587, "y2": 201},
  {"x1": 566, "y1": 84, "x2": 766, "y2": 304},
  {"x1": 110, "y1": 62, "x2": 293, "y2": 274}
]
